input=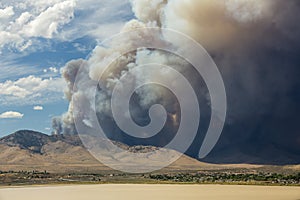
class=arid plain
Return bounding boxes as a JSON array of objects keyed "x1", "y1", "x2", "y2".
[{"x1": 0, "y1": 184, "x2": 299, "y2": 200}]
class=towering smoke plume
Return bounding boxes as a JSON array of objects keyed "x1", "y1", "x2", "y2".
[{"x1": 53, "y1": 0, "x2": 300, "y2": 164}]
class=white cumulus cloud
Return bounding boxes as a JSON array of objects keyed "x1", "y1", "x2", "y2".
[
  {"x1": 33, "y1": 105, "x2": 43, "y2": 110},
  {"x1": 0, "y1": 75, "x2": 65, "y2": 105},
  {"x1": 0, "y1": 0, "x2": 131, "y2": 52},
  {"x1": 49, "y1": 67, "x2": 58, "y2": 73},
  {"x1": 0, "y1": 0, "x2": 76, "y2": 51},
  {"x1": 0, "y1": 6, "x2": 14, "y2": 19},
  {"x1": 21, "y1": 0, "x2": 76, "y2": 38},
  {"x1": 43, "y1": 67, "x2": 59, "y2": 73},
  {"x1": 0, "y1": 111, "x2": 24, "y2": 119}
]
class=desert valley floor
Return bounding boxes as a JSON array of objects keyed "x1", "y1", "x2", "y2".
[{"x1": 0, "y1": 184, "x2": 299, "y2": 200}]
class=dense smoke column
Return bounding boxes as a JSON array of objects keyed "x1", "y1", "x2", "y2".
[
  {"x1": 96, "y1": 85, "x2": 181, "y2": 148},
  {"x1": 53, "y1": 0, "x2": 300, "y2": 164},
  {"x1": 162, "y1": 0, "x2": 300, "y2": 163},
  {"x1": 51, "y1": 59, "x2": 86, "y2": 135}
]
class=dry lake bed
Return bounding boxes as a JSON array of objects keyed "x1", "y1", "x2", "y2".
[{"x1": 0, "y1": 184, "x2": 299, "y2": 200}]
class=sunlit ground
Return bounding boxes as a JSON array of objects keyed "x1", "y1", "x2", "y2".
[{"x1": 0, "y1": 184, "x2": 299, "y2": 200}]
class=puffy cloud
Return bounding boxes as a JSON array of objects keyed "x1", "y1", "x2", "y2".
[
  {"x1": 49, "y1": 67, "x2": 58, "y2": 73},
  {"x1": 0, "y1": 0, "x2": 76, "y2": 51},
  {"x1": 0, "y1": 31, "x2": 23, "y2": 50},
  {"x1": 21, "y1": 0, "x2": 76, "y2": 38},
  {"x1": 0, "y1": 6, "x2": 14, "y2": 19},
  {"x1": 33, "y1": 105, "x2": 43, "y2": 110},
  {"x1": 0, "y1": 0, "x2": 131, "y2": 52},
  {"x1": 44, "y1": 67, "x2": 59, "y2": 73},
  {"x1": 0, "y1": 75, "x2": 65, "y2": 105},
  {"x1": 0, "y1": 111, "x2": 24, "y2": 119}
]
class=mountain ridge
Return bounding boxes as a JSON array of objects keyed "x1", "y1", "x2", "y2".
[
  {"x1": 0, "y1": 130, "x2": 221, "y2": 173},
  {"x1": 0, "y1": 130, "x2": 299, "y2": 173}
]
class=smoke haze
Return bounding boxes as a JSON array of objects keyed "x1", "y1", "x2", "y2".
[{"x1": 53, "y1": 0, "x2": 300, "y2": 164}]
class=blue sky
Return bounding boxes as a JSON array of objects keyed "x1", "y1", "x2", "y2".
[{"x1": 0, "y1": 0, "x2": 133, "y2": 136}]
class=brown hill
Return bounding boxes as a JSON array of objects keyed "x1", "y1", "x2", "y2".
[{"x1": 0, "y1": 130, "x2": 298, "y2": 173}]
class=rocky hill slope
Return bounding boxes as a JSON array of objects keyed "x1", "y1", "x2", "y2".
[{"x1": 0, "y1": 130, "x2": 298, "y2": 173}]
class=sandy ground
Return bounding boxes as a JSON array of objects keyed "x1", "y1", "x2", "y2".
[{"x1": 0, "y1": 184, "x2": 299, "y2": 200}]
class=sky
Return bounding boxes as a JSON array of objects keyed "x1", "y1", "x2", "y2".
[
  {"x1": 0, "y1": 0, "x2": 299, "y2": 164},
  {"x1": 0, "y1": 0, "x2": 133, "y2": 136}
]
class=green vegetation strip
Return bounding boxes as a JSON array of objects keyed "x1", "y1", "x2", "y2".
[{"x1": 0, "y1": 171, "x2": 299, "y2": 187}]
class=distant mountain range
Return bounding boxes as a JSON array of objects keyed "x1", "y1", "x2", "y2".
[
  {"x1": 0, "y1": 130, "x2": 299, "y2": 173},
  {"x1": 0, "y1": 130, "x2": 218, "y2": 173}
]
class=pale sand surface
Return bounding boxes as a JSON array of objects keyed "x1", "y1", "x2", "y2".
[{"x1": 0, "y1": 184, "x2": 299, "y2": 200}]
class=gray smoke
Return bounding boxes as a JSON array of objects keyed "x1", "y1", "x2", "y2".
[{"x1": 52, "y1": 0, "x2": 300, "y2": 163}]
